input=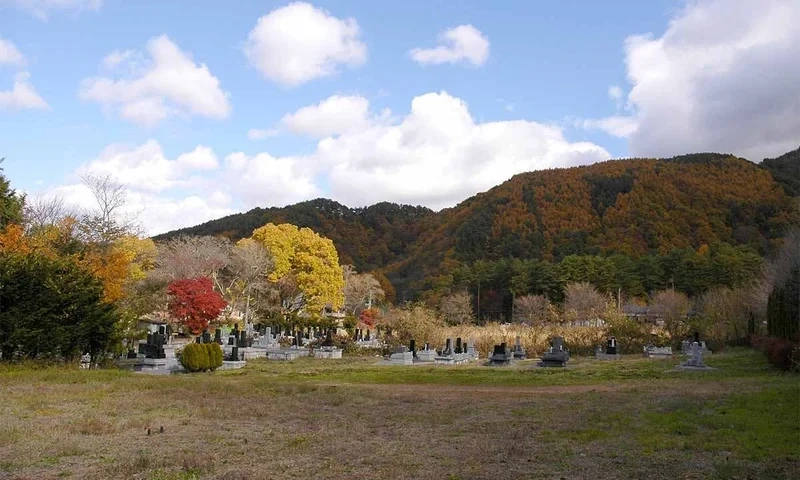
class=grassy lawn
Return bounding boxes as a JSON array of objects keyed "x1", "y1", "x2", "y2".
[{"x1": 0, "y1": 348, "x2": 797, "y2": 479}]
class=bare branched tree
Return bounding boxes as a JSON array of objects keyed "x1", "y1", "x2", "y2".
[
  {"x1": 153, "y1": 235, "x2": 232, "y2": 281},
  {"x1": 439, "y1": 291, "x2": 475, "y2": 325},
  {"x1": 23, "y1": 194, "x2": 79, "y2": 232},
  {"x1": 651, "y1": 288, "x2": 692, "y2": 339},
  {"x1": 513, "y1": 294, "x2": 551, "y2": 324},
  {"x1": 343, "y1": 265, "x2": 385, "y2": 314},
  {"x1": 79, "y1": 174, "x2": 142, "y2": 243},
  {"x1": 564, "y1": 282, "x2": 606, "y2": 326}
]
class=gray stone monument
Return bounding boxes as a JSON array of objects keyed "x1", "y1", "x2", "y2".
[
  {"x1": 387, "y1": 346, "x2": 413, "y2": 365},
  {"x1": 538, "y1": 336, "x2": 569, "y2": 367},
  {"x1": 487, "y1": 343, "x2": 512, "y2": 366}
]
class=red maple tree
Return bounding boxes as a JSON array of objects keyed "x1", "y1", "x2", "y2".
[
  {"x1": 167, "y1": 277, "x2": 227, "y2": 335},
  {"x1": 358, "y1": 308, "x2": 379, "y2": 329}
]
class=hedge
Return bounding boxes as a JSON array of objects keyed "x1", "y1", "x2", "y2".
[{"x1": 180, "y1": 343, "x2": 223, "y2": 372}]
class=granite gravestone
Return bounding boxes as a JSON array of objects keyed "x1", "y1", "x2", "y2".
[
  {"x1": 538, "y1": 336, "x2": 569, "y2": 367},
  {"x1": 488, "y1": 343, "x2": 512, "y2": 366},
  {"x1": 416, "y1": 343, "x2": 436, "y2": 362},
  {"x1": 595, "y1": 336, "x2": 621, "y2": 360},
  {"x1": 387, "y1": 346, "x2": 413, "y2": 365}
]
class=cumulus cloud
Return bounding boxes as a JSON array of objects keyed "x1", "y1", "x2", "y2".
[
  {"x1": 51, "y1": 181, "x2": 235, "y2": 236},
  {"x1": 5, "y1": 0, "x2": 102, "y2": 19},
  {"x1": 313, "y1": 91, "x2": 608, "y2": 208},
  {"x1": 223, "y1": 152, "x2": 321, "y2": 207},
  {"x1": 243, "y1": 2, "x2": 367, "y2": 87},
  {"x1": 76, "y1": 141, "x2": 218, "y2": 192},
  {"x1": 48, "y1": 141, "x2": 231, "y2": 235},
  {"x1": 280, "y1": 94, "x2": 377, "y2": 138},
  {"x1": 44, "y1": 89, "x2": 611, "y2": 234},
  {"x1": 0, "y1": 38, "x2": 25, "y2": 66},
  {"x1": 46, "y1": 140, "x2": 320, "y2": 235},
  {"x1": 410, "y1": 25, "x2": 489, "y2": 67},
  {"x1": 585, "y1": 0, "x2": 800, "y2": 161},
  {"x1": 79, "y1": 35, "x2": 231, "y2": 127},
  {"x1": 0, "y1": 71, "x2": 49, "y2": 110}
]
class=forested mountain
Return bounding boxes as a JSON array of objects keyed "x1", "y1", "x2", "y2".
[
  {"x1": 156, "y1": 200, "x2": 437, "y2": 273},
  {"x1": 159, "y1": 152, "x2": 800, "y2": 305},
  {"x1": 762, "y1": 147, "x2": 800, "y2": 197}
]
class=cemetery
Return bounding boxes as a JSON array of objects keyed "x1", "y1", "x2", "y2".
[
  {"x1": 1, "y1": 347, "x2": 796, "y2": 480},
  {"x1": 1, "y1": 161, "x2": 797, "y2": 479}
]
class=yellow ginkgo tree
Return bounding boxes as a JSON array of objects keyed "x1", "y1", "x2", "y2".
[{"x1": 251, "y1": 223, "x2": 344, "y2": 316}]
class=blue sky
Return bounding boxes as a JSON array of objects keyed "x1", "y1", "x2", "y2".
[{"x1": 1, "y1": 0, "x2": 797, "y2": 234}]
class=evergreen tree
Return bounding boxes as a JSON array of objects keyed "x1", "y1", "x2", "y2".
[
  {"x1": 0, "y1": 252, "x2": 119, "y2": 363},
  {"x1": 0, "y1": 159, "x2": 24, "y2": 229}
]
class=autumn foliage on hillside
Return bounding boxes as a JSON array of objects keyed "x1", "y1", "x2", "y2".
[
  {"x1": 387, "y1": 154, "x2": 798, "y2": 299},
  {"x1": 157, "y1": 152, "x2": 799, "y2": 302}
]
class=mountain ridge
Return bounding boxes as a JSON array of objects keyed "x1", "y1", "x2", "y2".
[{"x1": 157, "y1": 151, "x2": 800, "y2": 300}]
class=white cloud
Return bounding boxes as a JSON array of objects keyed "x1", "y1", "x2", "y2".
[
  {"x1": 312, "y1": 91, "x2": 608, "y2": 209},
  {"x1": 587, "y1": 0, "x2": 800, "y2": 161},
  {"x1": 410, "y1": 25, "x2": 490, "y2": 67},
  {"x1": 101, "y1": 49, "x2": 138, "y2": 70},
  {"x1": 243, "y1": 2, "x2": 367, "y2": 87},
  {"x1": 44, "y1": 141, "x2": 319, "y2": 235},
  {"x1": 6, "y1": 0, "x2": 102, "y2": 19},
  {"x1": 45, "y1": 90, "x2": 611, "y2": 234},
  {"x1": 223, "y1": 152, "x2": 321, "y2": 207},
  {"x1": 51, "y1": 182, "x2": 235, "y2": 236},
  {"x1": 280, "y1": 94, "x2": 372, "y2": 138},
  {"x1": 581, "y1": 116, "x2": 639, "y2": 138},
  {"x1": 0, "y1": 71, "x2": 49, "y2": 110},
  {"x1": 0, "y1": 38, "x2": 25, "y2": 66},
  {"x1": 77, "y1": 140, "x2": 218, "y2": 192},
  {"x1": 79, "y1": 35, "x2": 231, "y2": 127},
  {"x1": 247, "y1": 128, "x2": 280, "y2": 140}
]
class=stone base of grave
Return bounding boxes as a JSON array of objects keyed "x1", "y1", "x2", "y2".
[
  {"x1": 487, "y1": 357, "x2": 511, "y2": 366},
  {"x1": 537, "y1": 360, "x2": 567, "y2": 367},
  {"x1": 122, "y1": 356, "x2": 182, "y2": 374},
  {"x1": 387, "y1": 351, "x2": 414, "y2": 365},
  {"x1": 415, "y1": 350, "x2": 436, "y2": 362},
  {"x1": 314, "y1": 347, "x2": 343, "y2": 359},
  {"x1": 219, "y1": 360, "x2": 247, "y2": 370},
  {"x1": 238, "y1": 347, "x2": 268, "y2": 360},
  {"x1": 265, "y1": 348, "x2": 310, "y2": 361},
  {"x1": 538, "y1": 353, "x2": 568, "y2": 368},
  {"x1": 682, "y1": 349, "x2": 712, "y2": 356},
  {"x1": 644, "y1": 347, "x2": 673, "y2": 359},
  {"x1": 675, "y1": 363, "x2": 716, "y2": 371},
  {"x1": 512, "y1": 350, "x2": 527, "y2": 360},
  {"x1": 595, "y1": 353, "x2": 622, "y2": 360},
  {"x1": 434, "y1": 353, "x2": 471, "y2": 365}
]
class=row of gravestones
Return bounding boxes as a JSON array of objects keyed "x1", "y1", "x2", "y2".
[
  {"x1": 488, "y1": 336, "x2": 570, "y2": 367},
  {"x1": 486, "y1": 332, "x2": 711, "y2": 368},
  {"x1": 387, "y1": 337, "x2": 479, "y2": 365}
]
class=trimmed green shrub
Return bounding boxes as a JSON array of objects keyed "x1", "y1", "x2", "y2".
[
  {"x1": 180, "y1": 343, "x2": 205, "y2": 372},
  {"x1": 180, "y1": 342, "x2": 223, "y2": 372},
  {"x1": 205, "y1": 343, "x2": 223, "y2": 370}
]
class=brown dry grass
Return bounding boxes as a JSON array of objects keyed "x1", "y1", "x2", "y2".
[{"x1": 0, "y1": 349, "x2": 797, "y2": 480}]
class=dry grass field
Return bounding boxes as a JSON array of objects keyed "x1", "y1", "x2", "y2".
[{"x1": 0, "y1": 349, "x2": 797, "y2": 480}]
